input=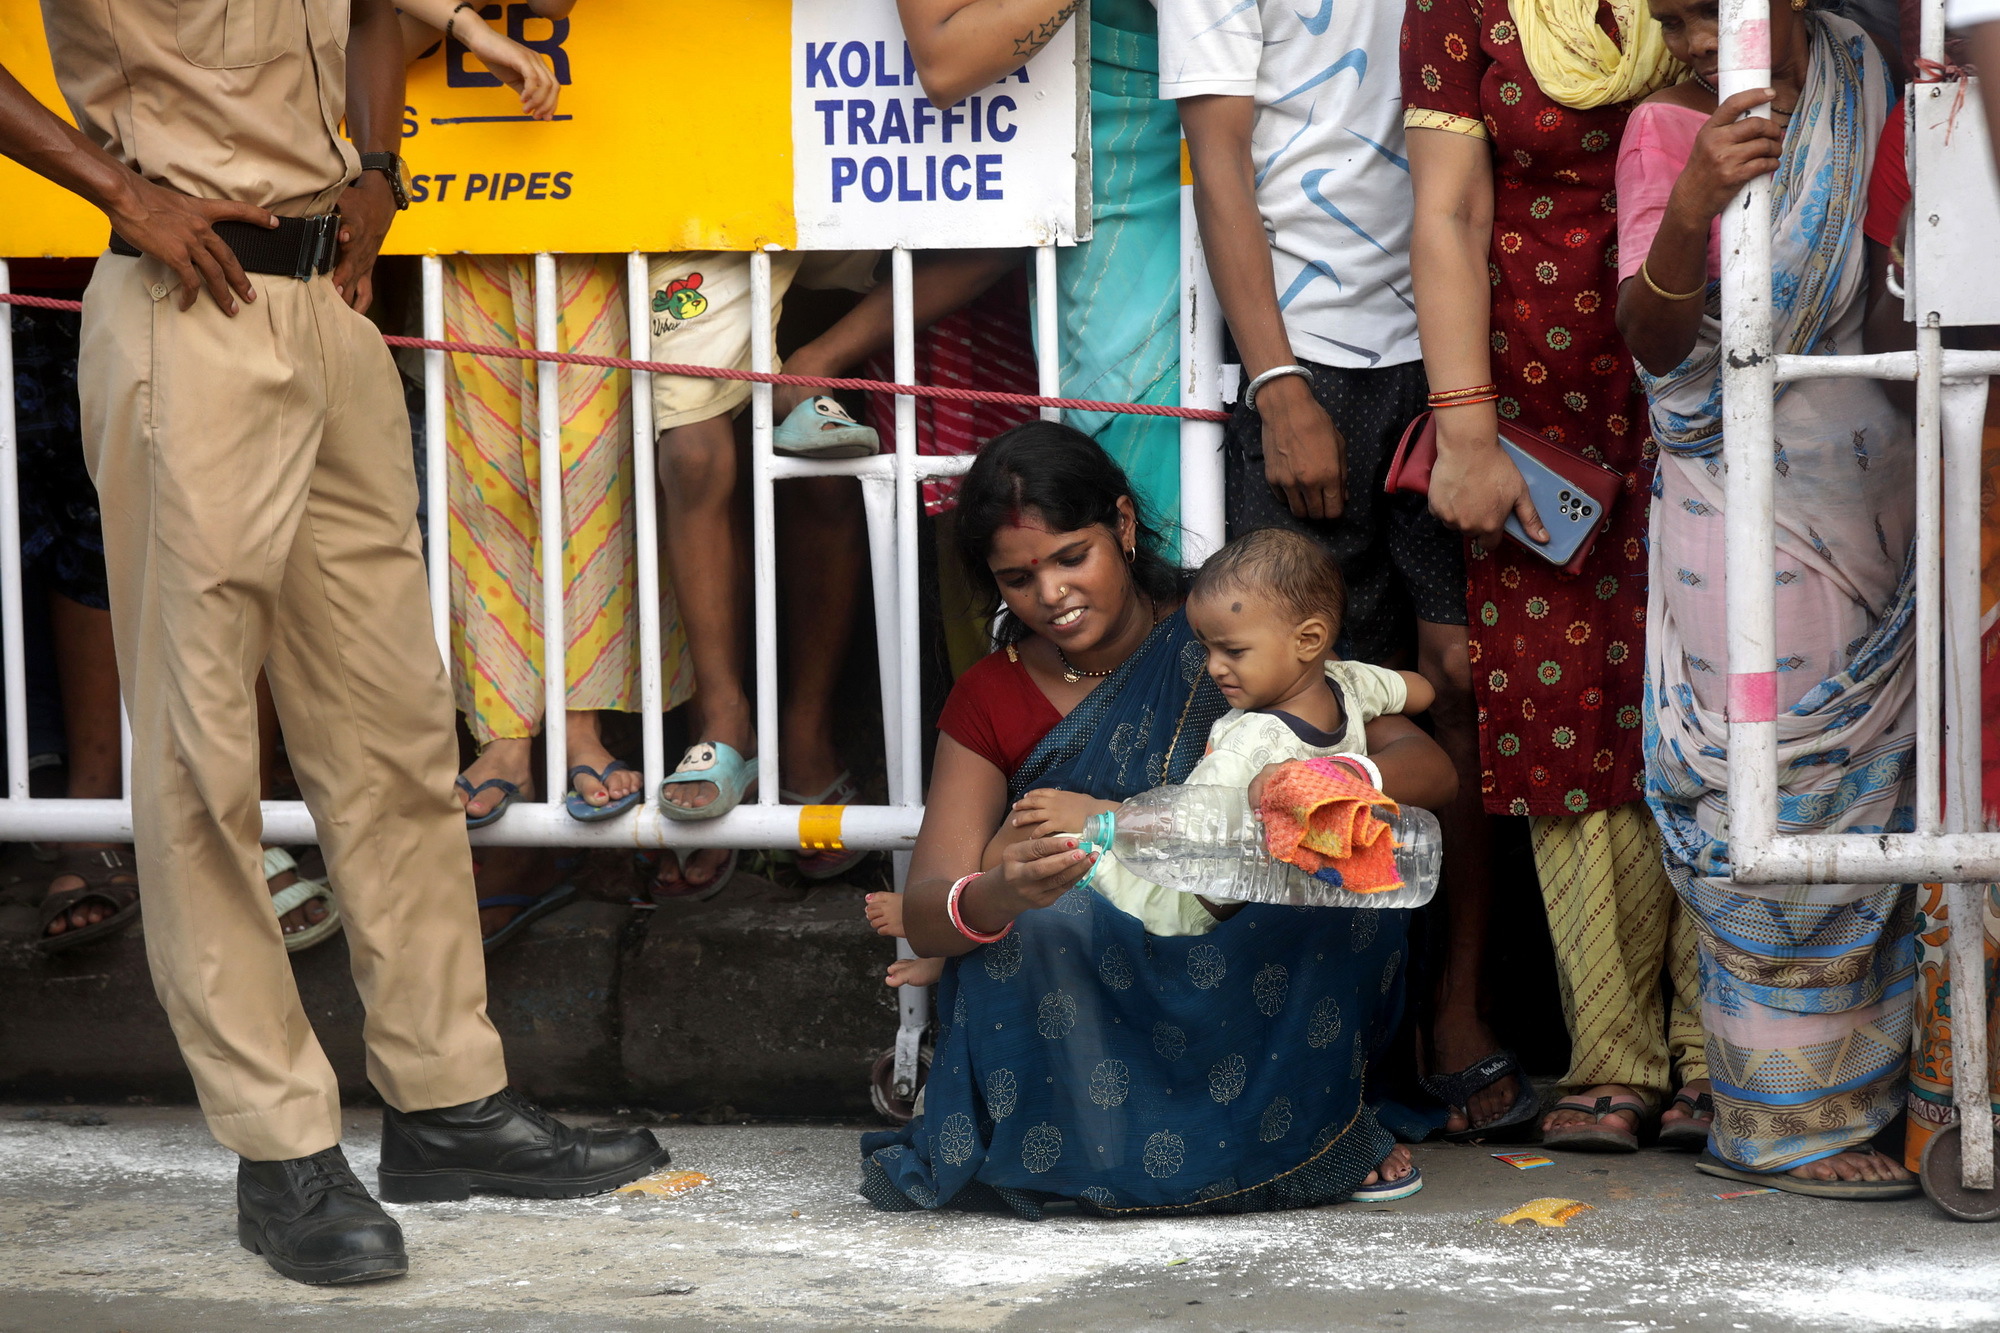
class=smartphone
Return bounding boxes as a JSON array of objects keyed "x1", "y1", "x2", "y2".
[{"x1": 1500, "y1": 437, "x2": 1604, "y2": 568}]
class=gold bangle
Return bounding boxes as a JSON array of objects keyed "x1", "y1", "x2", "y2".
[{"x1": 1641, "y1": 258, "x2": 1707, "y2": 302}]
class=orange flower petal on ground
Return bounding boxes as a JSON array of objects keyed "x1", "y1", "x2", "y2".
[
  {"x1": 1495, "y1": 1197, "x2": 1594, "y2": 1227},
  {"x1": 617, "y1": 1170, "x2": 713, "y2": 1198}
]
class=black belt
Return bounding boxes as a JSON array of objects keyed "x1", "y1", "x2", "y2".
[{"x1": 109, "y1": 213, "x2": 340, "y2": 281}]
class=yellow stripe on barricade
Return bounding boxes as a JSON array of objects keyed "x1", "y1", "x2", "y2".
[{"x1": 798, "y1": 805, "x2": 847, "y2": 851}]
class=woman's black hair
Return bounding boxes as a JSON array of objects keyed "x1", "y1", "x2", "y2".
[{"x1": 954, "y1": 420, "x2": 1184, "y2": 643}]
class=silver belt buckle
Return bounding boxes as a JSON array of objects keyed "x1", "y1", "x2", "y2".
[{"x1": 297, "y1": 214, "x2": 340, "y2": 281}]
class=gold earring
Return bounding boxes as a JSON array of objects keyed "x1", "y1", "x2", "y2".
[{"x1": 1791, "y1": 0, "x2": 1805, "y2": 10}]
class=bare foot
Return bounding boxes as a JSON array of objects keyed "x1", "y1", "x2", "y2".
[
  {"x1": 457, "y1": 738, "x2": 533, "y2": 821},
  {"x1": 1659, "y1": 1078, "x2": 1714, "y2": 1137},
  {"x1": 1357, "y1": 1143, "x2": 1415, "y2": 1188},
  {"x1": 887, "y1": 956, "x2": 946, "y2": 988},
  {"x1": 1786, "y1": 1147, "x2": 1912, "y2": 1184},
  {"x1": 865, "y1": 892, "x2": 906, "y2": 938},
  {"x1": 566, "y1": 711, "x2": 641, "y2": 810},
  {"x1": 1542, "y1": 1083, "x2": 1643, "y2": 1136},
  {"x1": 1430, "y1": 1009, "x2": 1525, "y2": 1134}
]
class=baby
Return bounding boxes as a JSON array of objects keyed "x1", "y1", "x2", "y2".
[{"x1": 867, "y1": 528, "x2": 1432, "y2": 984}]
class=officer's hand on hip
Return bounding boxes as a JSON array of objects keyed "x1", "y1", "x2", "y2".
[
  {"x1": 104, "y1": 178, "x2": 278, "y2": 316},
  {"x1": 331, "y1": 171, "x2": 397, "y2": 315}
]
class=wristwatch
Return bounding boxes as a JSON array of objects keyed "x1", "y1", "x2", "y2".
[{"x1": 358, "y1": 152, "x2": 412, "y2": 210}]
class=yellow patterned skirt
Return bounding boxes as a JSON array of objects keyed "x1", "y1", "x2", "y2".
[{"x1": 443, "y1": 254, "x2": 694, "y2": 746}]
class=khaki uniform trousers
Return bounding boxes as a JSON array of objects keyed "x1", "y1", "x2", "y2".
[{"x1": 77, "y1": 255, "x2": 509, "y2": 1161}]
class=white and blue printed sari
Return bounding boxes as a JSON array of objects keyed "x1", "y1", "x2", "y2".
[{"x1": 1639, "y1": 14, "x2": 1916, "y2": 1173}]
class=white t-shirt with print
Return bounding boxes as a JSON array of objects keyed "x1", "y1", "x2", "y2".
[{"x1": 1159, "y1": 0, "x2": 1421, "y2": 371}]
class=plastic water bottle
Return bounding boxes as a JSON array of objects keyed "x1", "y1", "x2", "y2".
[{"x1": 1079, "y1": 784, "x2": 1440, "y2": 910}]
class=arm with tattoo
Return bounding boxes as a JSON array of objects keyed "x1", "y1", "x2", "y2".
[{"x1": 896, "y1": 0, "x2": 1082, "y2": 106}]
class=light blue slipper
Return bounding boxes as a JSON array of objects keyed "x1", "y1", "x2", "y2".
[
  {"x1": 773, "y1": 396, "x2": 879, "y2": 459},
  {"x1": 659, "y1": 741, "x2": 759, "y2": 822},
  {"x1": 1349, "y1": 1163, "x2": 1423, "y2": 1203}
]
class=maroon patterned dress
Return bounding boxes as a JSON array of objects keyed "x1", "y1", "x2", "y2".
[{"x1": 1401, "y1": 0, "x2": 1657, "y2": 817}]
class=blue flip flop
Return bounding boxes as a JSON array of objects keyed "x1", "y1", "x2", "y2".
[
  {"x1": 457, "y1": 776, "x2": 521, "y2": 830},
  {"x1": 659, "y1": 741, "x2": 758, "y2": 822},
  {"x1": 773, "y1": 395, "x2": 879, "y2": 459},
  {"x1": 1349, "y1": 1163, "x2": 1423, "y2": 1203},
  {"x1": 479, "y1": 882, "x2": 576, "y2": 955},
  {"x1": 565, "y1": 760, "x2": 643, "y2": 823}
]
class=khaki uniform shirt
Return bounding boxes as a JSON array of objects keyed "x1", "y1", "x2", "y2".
[{"x1": 40, "y1": 0, "x2": 358, "y2": 215}]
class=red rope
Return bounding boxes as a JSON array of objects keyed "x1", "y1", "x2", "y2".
[{"x1": 0, "y1": 290, "x2": 1231, "y2": 423}]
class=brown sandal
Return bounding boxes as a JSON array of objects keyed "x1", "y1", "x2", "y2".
[
  {"x1": 36, "y1": 848, "x2": 142, "y2": 955},
  {"x1": 1543, "y1": 1094, "x2": 1647, "y2": 1153},
  {"x1": 1657, "y1": 1088, "x2": 1716, "y2": 1151}
]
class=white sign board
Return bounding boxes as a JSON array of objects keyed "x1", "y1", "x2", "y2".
[
  {"x1": 790, "y1": 0, "x2": 1087, "y2": 250},
  {"x1": 1909, "y1": 79, "x2": 2000, "y2": 328}
]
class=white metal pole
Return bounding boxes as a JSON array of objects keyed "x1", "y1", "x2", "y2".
[
  {"x1": 1179, "y1": 154, "x2": 1227, "y2": 562},
  {"x1": 422, "y1": 255, "x2": 449, "y2": 660},
  {"x1": 1034, "y1": 244, "x2": 1061, "y2": 424},
  {"x1": 860, "y1": 476, "x2": 903, "y2": 805},
  {"x1": 750, "y1": 250, "x2": 780, "y2": 806},
  {"x1": 892, "y1": 248, "x2": 922, "y2": 803},
  {"x1": 890, "y1": 248, "x2": 929, "y2": 1094},
  {"x1": 1941, "y1": 377, "x2": 1994, "y2": 1190},
  {"x1": 534, "y1": 253, "x2": 566, "y2": 807},
  {"x1": 1914, "y1": 328, "x2": 1945, "y2": 834},
  {"x1": 0, "y1": 262, "x2": 29, "y2": 801},
  {"x1": 1717, "y1": 0, "x2": 1779, "y2": 877},
  {"x1": 628, "y1": 252, "x2": 666, "y2": 804}
]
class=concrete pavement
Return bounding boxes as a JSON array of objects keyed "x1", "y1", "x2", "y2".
[{"x1": 0, "y1": 1106, "x2": 1994, "y2": 1332}]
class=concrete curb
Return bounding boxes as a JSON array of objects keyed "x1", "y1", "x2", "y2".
[{"x1": 0, "y1": 874, "x2": 901, "y2": 1116}]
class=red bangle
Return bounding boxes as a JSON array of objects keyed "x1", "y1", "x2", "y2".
[
  {"x1": 947, "y1": 872, "x2": 1011, "y2": 944},
  {"x1": 1429, "y1": 391, "x2": 1498, "y2": 410},
  {"x1": 1426, "y1": 382, "x2": 1497, "y2": 406}
]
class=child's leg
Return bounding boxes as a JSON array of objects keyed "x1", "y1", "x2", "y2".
[
  {"x1": 863, "y1": 890, "x2": 904, "y2": 937},
  {"x1": 887, "y1": 956, "x2": 946, "y2": 988}
]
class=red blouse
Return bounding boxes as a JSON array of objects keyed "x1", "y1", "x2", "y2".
[{"x1": 937, "y1": 645, "x2": 1064, "y2": 779}]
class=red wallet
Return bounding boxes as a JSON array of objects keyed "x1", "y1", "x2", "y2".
[{"x1": 1383, "y1": 410, "x2": 1626, "y2": 576}]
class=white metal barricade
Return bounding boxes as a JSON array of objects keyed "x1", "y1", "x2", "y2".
[
  {"x1": 1719, "y1": 0, "x2": 1995, "y2": 1209},
  {"x1": 0, "y1": 237, "x2": 1233, "y2": 1115}
]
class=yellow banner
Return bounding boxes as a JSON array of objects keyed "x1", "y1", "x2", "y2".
[{"x1": 0, "y1": 0, "x2": 795, "y2": 257}]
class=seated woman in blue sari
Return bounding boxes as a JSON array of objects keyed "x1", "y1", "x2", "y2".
[{"x1": 860, "y1": 424, "x2": 1458, "y2": 1217}]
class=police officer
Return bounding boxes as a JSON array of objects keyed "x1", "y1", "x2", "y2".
[{"x1": 0, "y1": 0, "x2": 665, "y2": 1286}]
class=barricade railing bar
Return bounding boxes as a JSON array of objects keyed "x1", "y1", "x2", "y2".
[
  {"x1": 1718, "y1": 0, "x2": 1992, "y2": 1190},
  {"x1": 0, "y1": 249, "x2": 1231, "y2": 857}
]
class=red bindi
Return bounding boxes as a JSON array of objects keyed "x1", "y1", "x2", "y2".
[{"x1": 1029, "y1": 557, "x2": 1039, "y2": 566}]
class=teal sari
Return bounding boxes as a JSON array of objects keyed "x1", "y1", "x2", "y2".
[{"x1": 1041, "y1": 1, "x2": 1184, "y2": 527}]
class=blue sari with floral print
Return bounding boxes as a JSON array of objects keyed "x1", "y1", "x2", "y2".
[{"x1": 860, "y1": 612, "x2": 1409, "y2": 1217}]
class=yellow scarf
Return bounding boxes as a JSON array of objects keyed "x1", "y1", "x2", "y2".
[{"x1": 1514, "y1": 0, "x2": 1684, "y2": 110}]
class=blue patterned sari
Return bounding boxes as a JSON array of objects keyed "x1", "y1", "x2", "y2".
[{"x1": 861, "y1": 611, "x2": 1411, "y2": 1217}]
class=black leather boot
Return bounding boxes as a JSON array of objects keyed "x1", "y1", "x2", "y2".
[
  {"x1": 236, "y1": 1146, "x2": 407, "y2": 1285},
  {"x1": 376, "y1": 1087, "x2": 670, "y2": 1203}
]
